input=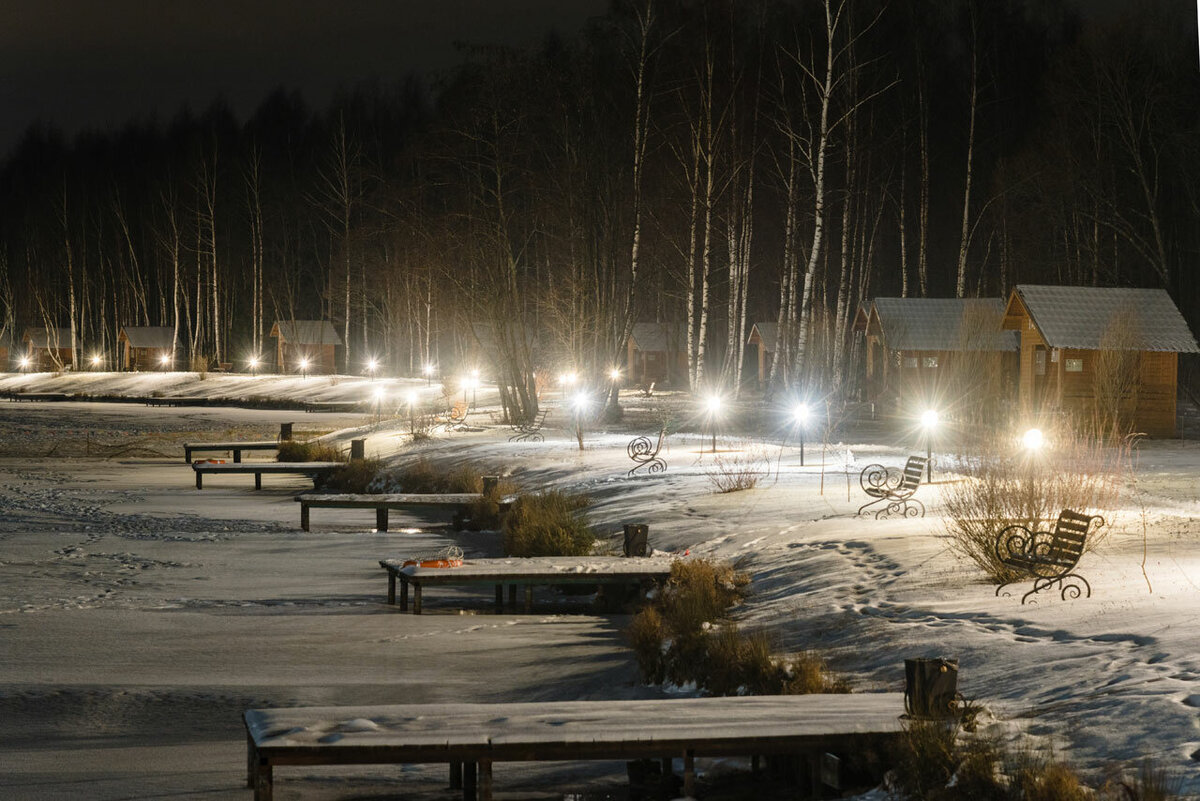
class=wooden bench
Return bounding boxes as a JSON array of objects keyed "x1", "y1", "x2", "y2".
[
  {"x1": 378, "y1": 556, "x2": 675, "y2": 614},
  {"x1": 507, "y1": 408, "x2": 549, "y2": 442},
  {"x1": 11, "y1": 392, "x2": 72, "y2": 402},
  {"x1": 857, "y1": 455, "x2": 928, "y2": 519},
  {"x1": 303, "y1": 400, "x2": 364, "y2": 414},
  {"x1": 191, "y1": 461, "x2": 343, "y2": 490},
  {"x1": 243, "y1": 694, "x2": 906, "y2": 801},
  {"x1": 183, "y1": 441, "x2": 282, "y2": 464},
  {"x1": 296, "y1": 492, "x2": 513, "y2": 532},
  {"x1": 995, "y1": 509, "x2": 1105, "y2": 604}
]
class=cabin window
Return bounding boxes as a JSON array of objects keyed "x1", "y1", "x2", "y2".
[
  {"x1": 1050, "y1": 349, "x2": 1060, "y2": 363},
  {"x1": 1034, "y1": 347, "x2": 1046, "y2": 376},
  {"x1": 902, "y1": 356, "x2": 918, "y2": 369},
  {"x1": 1065, "y1": 358, "x2": 1083, "y2": 373},
  {"x1": 922, "y1": 356, "x2": 939, "y2": 368}
]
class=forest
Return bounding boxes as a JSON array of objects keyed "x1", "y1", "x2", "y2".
[{"x1": 0, "y1": 0, "x2": 1196, "y2": 420}]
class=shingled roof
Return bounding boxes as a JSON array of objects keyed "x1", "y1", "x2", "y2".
[
  {"x1": 630, "y1": 322, "x2": 686, "y2": 352},
  {"x1": 865, "y1": 298, "x2": 1018, "y2": 352},
  {"x1": 1008, "y1": 286, "x2": 1199, "y2": 353},
  {"x1": 118, "y1": 326, "x2": 176, "y2": 349},
  {"x1": 270, "y1": 320, "x2": 342, "y2": 346},
  {"x1": 747, "y1": 321, "x2": 778, "y2": 352},
  {"x1": 22, "y1": 327, "x2": 72, "y2": 349}
]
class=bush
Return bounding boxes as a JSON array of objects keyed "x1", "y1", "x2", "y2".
[
  {"x1": 388, "y1": 459, "x2": 482, "y2": 494},
  {"x1": 704, "y1": 451, "x2": 767, "y2": 493},
  {"x1": 277, "y1": 439, "x2": 344, "y2": 462},
  {"x1": 941, "y1": 429, "x2": 1124, "y2": 581},
  {"x1": 503, "y1": 491, "x2": 594, "y2": 556},
  {"x1": 458, "y1": 478, "x2": 521, "y2": 531},
  {"x1": 321, "y1": 459, "x2": 383, "y2": 493}
]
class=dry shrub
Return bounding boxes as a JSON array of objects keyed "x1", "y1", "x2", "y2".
[
  {"x1": 458, "y1": 478, "x2": 521, "y2": 531},
  {"x1": 627, "y1": 605, "x2": 667, "y2": 684},
  {"x1": 320, "y1": 458, "x2": 383, "y2": 493},
  {"x1": 503, "y1": 491, "x2": 594, "y2": 557},
  {"x1": 1017, "y1": 759, "x2": 1089, "y2": 801},
  {"x1": 277, "y1": 439, "x2": 344, "y2": 462},
  {"x1": 704, "y1": 451, "x2": 768, "y2": 493},
  {"x1": 942, "y1": 428, "x2": 1124, "y2": 581},
  {"x1": 1100, "y1": 760, "x2": 1184, "y2": 801},
  {"x1": 389, "y1": 459, "x2": 482, "y2": 493}
]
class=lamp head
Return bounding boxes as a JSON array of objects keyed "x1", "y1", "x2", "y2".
[
  {"x1": 793, "y1": 403, "x2": 810, "y2": 424},
  {"x1": 248, "y1": 356, "x2": 259, "y2": 369},
  {"x1": 1022, "y1": 428, "x2": 1045, "y2": 451},
  {"x1": 470, "y1": 368, "x2": 480, "y2": 379},
  {"x1": 706, "y1": 395, "x2": 723, "y2": 414},
  {"x1": 609, "y1": 368, "x2": 621, "y2": 380},
  {"x1": 19, "y1": 356, "x2": 30, "y2": 368},
  {"x1": 299, "y1": 357, "x2": 310, "y2": 370},
  {"x1": 91, "y1": 355, "x2": 101, "y2": 365},
  {"x1": 373, "y1": 386, "x2": 385, "y2": 401},
  {"x1": 406, "y1": 391, "x2": 417, "y2": 407},
  {"x1": 366, "y1": 358, "x2": 378, "y2": 372},
  {"x1": 572, "y1": 392, "x2": 590, "y2": 412},
  {"x1": 423, "y1": 363, "x2": 433, "y2": 375},
  {"x1": 160, "y1": 354, "x2": 170, "y2": 365},
  {"x1": 921, "y1": 409, "x2": 939, "y2": 429}
]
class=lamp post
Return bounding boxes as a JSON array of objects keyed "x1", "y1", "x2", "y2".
[
  {"x1": 705, "y1": 395, "x2": 723, "y2": 454},
  {"x1": 90, "y1": 354, "x2": 102, "y2": 371},
  {"x1": 248, "y1": 356, "x2": 259, "y2": 376},
  {"x1": 299, "y1": 357, "x2": 310, "y2": 378},
  {"x1": 373, "y1": 385, "x2": 386, "y2": 423},
  {"x1": 470, "y1": 369, "x2": 480, "y2": 407},
  {"x1": 160, "y1": 354, "x2": 171, "y2": 372},
  {"x1": 366, "y1": 357, "x2": 379, "y2": 380},
  {"x1": 423, "y1": 363, "x2": 434, "y2": 386},
  {"x1": 920, "y1": 409, "x2": 939, "y2": 482},
  {"x1": 19, "y1": 356, "x2": 30, "y2": 372},
  {"x1": 571, "y1": 391, "x2": 590, "y2": 451},
  {"x1": 793, "y1": 402, "x2": 810, "y2": 466}
]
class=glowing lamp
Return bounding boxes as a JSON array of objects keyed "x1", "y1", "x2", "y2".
[
  {"x1": 91, "y1": 355, "x2": 101, "y2": 366},
  {"x1": 366, "y1": 358, "x2": 378, "y2": 373},
  {"x1": 19, "y1": 357, "x2": 30, "y2": 368},
  {"x1": 470, "y1": 368, "x2": 480, "y2": 379},
  {"x1": 298, "y1": 358, "x2": 310, "y2": 370},
  {"x1": 248, "y1": 357, "x2": 259, "y2": 369},
  {"x1": 1022, "y1": 428, "x2": 1045, "y2": 451},
  {"x1": 373, "y1": 386, "x2": 386, "y2": 401},
  {"x1": 793, "y1": 403, "x2": 810, "y2": 424},
  {"x1": 609, "y1": 368, "x2": 621, "y2": 381},
  {"x1": 571, "y1": 392, "x2": 591, "y2": 412},
  {"x1": 560, "y1": 371, "x2": 577, "y2": 387},
  {"x1": 920, "y1": 409, "x2": 939, "y2": 429},
  {"x1": 406, "y1": 391, "x2": 417, "y2": 407},
  {"x1": 423, "y1": 363, "x2": 434, "y2": 375},
  {"x1": 706, "y1": 395, "x2": 723, "y2": 415},
  {"x1": 160, "y1": 354, "x2": 170, "y2": 365}
]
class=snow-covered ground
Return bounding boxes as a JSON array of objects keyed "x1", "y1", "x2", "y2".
[{"x1": 1, "y1": 372, "x2": 1198, "y2": 799}]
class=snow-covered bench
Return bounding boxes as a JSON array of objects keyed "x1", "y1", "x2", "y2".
[
  {"x1": 995, "y1": 509, "x2": 1105, "y2": 604},
  {"x1": 191, "y1": 461, "x2": 342, "y2": 490},
  {"x1": 243, "y1": 694, "x2": 906, "y2": 801},
  {"x1": 378, "y1": 555, "x2": 675, "y2": 614},
  {"x1": 296, "y1": 491, "x2": 513, "y2": 532},
  {"x1": 183, "y1": 440, "x2": 281, "y2": 463}
]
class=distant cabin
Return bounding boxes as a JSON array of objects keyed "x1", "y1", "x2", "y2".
[
  {"x1": 270, "y1": 320, "x2": 341, "y2": 375},
  {"x1": 1001, "y1": 285, "x2": 1199, "y2": 437},
  {"x1": 746, "y1": 322, "x2": 778, "y2": 389},
  {"x1": 626, "y1": 322, "x2": 688, "y2": 388},
  {"x1": 117, "y1": 326, "x2": 176, "y2": 370},
  {"x1": 0, "y1": 333, "x2": 13, "y2": 370},
  {"x1": 22, "y1": 327, "x2": 73, "y2": 371},
  {"x1": 852, "y1": 298, "x2": 1018, "y2": 407}
]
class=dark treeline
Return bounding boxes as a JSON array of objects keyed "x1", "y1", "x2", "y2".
[{"x1": 1, "y1": 0, "x2": 1197, "y2": 418}]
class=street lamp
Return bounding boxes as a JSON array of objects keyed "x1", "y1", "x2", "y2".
[
  {"x1": 366, "y1": 357, "x2": 379, "y2": 379},
  {"x1": 793, "y1": 402, "x2": 810, "y2": 466},
  {"x1": 298, "y1": 357, "x2": 310, "y2": 378},
  {"x1": 160, "y1": 354, "x2": 171, "y2": 371},
  {"x1": 920, "y1": 409, "x2": 939, "y2": 482},
  {"x1": 423, "y1": 363, "x2": 434, "y2": 386},
  {"x1": 571, "y1": 391, "x2": 590, "y2": 450},
  {"x1": 19, "y1": 356, "x2": 30, "y2": 372},
  {"x1": 248, "y1": 356, "x2": 260, "y2": 376},
  {"x1": 373, "y1": 385, "x2": 386, "y2": 422},
  {"x1": 90, "y1": 354, "x2": 102, "y2": 370},
  {"x1": 406, "y1": 391, "x2": 418, "y2": 434},
  {"x1": 705, "y1": 395, "x2": 723, "y2": 454},
  {"x1": 1022, "y1": 427, "x2": 1045, "y2": 452},
  {"x1": 560, "y1": 371, "x2": 577, "y2": 398}
]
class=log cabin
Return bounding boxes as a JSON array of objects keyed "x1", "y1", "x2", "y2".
[
  {"x1": 746, "y1": 321, "x2": 777, "y2": 389},
  {"x1": 851, "y1": 298, "x2": 1018, "y2": 413},
  {"x1": 626, "y1": 322, "x2": 688, "y2": 388},
  {"x1": 22, "y1": 327, "x2": 74, "y2": 371},
  {"x1": 117, "y1": 326, "x2": 176, "y2": 370},
  {"x1": 270, "y1": 320, "x2": 341, "y2": 375},
  {"x1": 1001, "y1": 285, "x2": 1199, "y2": 437}
]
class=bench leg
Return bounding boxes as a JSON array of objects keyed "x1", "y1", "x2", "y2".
[
  {"x1": 195, "y1": 471, "x2": 203, "y2": 490},
  {"x1": 184, "y1": 448, "x2": 192, "y2": 464},
  {"x1": 463, "y1": 761, "x2": 477, "y2": 801},
  {"x1": 254, "y1": 472, "x2": 262, "y2": 490},
  {"x1": 449, "y1": 761, "x2": 463, "y2": 789},
  {"x1": 524, "y1": 584, "x2": 533, "y2": 613},
  {"x1": 413, "y1": 583, "x2": 422, "y2": 615},
  {"x1": 376, "y1": 508, "x2": 388, "y2": 532},
  {"x1": 495, "y1": 584, "x2": 503, "y2": 612},
  {"x1": 387, "y1": 572, "x2": 396, "y2": 605},
  {"x1": 479, "y1": 760, "x2": 493, "y2": 801},
  {"x1": 254, "y1": 761, "x2": 273, "y2": 801},
  {"x1": 683, "y1": 750, "x2": 696, "y2": 798},
  {"x1": 399, "y1": 577, "x2": 408, "y2": 612},
  {"x1": 234, "y1": 450, "x2": 242, "y2": 463},
  {"x1": 300, "y1": 504, "x2": 310, "y2": 531},
  {"x1": 246, "y1": 731, "x2": 256, "y2": 788}
]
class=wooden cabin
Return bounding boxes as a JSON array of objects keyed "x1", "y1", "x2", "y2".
[
  {"x1": 270, "y1": 320, "x2": 341, "y2": 375},
  {"x1": 117, "y1": 326, "x2": 176, "y2": 370},
  {"x1": 22, "y1": 327, "x2": 74, "y2": 371},
  {"x1": 851, "y1": 298, "x2": 1018, "y2": 411},
  {"x1": 626, "y1": 323, "x2": 688, "y2": 388},
  {"x1": 1001, "y1": 285, "x2": 1199, "y2": 437},
  {"x1": 746, "y1": 322, "x2": 778, "y2": 389},
  {"x1": 0, "y1": 333, "x2": 13, "y2": 370}
]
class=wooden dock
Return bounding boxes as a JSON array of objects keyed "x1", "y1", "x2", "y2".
[
  {"x1": 191, "y1": 461, "x2": 343, "y2": 489},
  {"x1": 296, "y1": 492, "x2": 510, "y2": 531},
  {"x1": 244, "y1": 694, "x2": 906, "y2": 801},
  {"x1": 379, "y1": 555, "x2": 675, "y2": 613},
  {"x1": 183, "y1": 440, "x2": 282, "y2": 463}
]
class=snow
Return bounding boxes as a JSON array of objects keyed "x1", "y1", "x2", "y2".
[{"x1": 1, "y1": 375, "x2": 1198, "y2": 799}]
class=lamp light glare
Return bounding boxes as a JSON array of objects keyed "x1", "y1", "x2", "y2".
[
  {"x1": 91, "y1": 355, "x2": 101, "y2": 365},
  {"x1": 248, "y1": 357, "x2": 259, "y2": 368},
  {"x1": 560, "y1": 371, "x2": 577, "y2": 386},
  {"x1": 423, "y1": 363, "x2": 434, "y2": 375},
  {"x1": 572, "y1": 392, "x2": 590, "y2": 412},
  {"x1": 373, "y1": 386, "x2": 385, "y2": 401},
  {"x1": 921, "y1": 409, "x2": 939, "y2": 429},
  {"x1": 1022, "y1": 428, "x2": 1045, "y2": 451},
  {"x1": 299, "y1": 358, "x2": 310, "y2": 370},
  {"x1": 160, "y1": 354, "x2": 170, "y2": 365},
  {"x1": 793, "y1": 403, "x2": 810, "y2": 424},
  {"x1": 19, "y1": 357, "x2": 30, "y2": 368},
  {"x1": 366, "y1": 358, "x2": 378, "y2": 372},
  {"x1": 609, "y1": 368, "x2": 621, "y2": 380},
  {"x1": 706, "y1": 395, "x2": 723, "y2": 414},
  {"x1": 406, "y1": 391, "x2": 417, "y2": 407}
]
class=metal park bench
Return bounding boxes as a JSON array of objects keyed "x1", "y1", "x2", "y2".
[
  {"x1": 627, "y1": 427, "x2": 668, "y2": 476},
  {"x1": 507, "y1": 408, "x2": 549, "y2": 442},
  {"x1": 439, "y1": 401, "x2": 470, "y2": 431},
  {"x1": 994, "y1": 509, "x2": 1104, "y2": 604},
  {"x1": 857, "y1": 455, "x2": 928, "y2": 519},
  {"x1": 191, "y1": 461, "x2": 342, "y2": 490},
  {"x1": 183, "y1": 441, "x2": 281, "y2": 464},
  {"x1": 242, "y1": 694, "x2": 906, "y2": 801}
]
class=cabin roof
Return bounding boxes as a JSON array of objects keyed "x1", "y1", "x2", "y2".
[
  {"x1": 866, "y1": 298, "x2": 1017, "y2": 352},
  {"x1": 22, "y1": 327, "x2": 72, "y2": 349},
  {"x1": 630, "y1": 322, "x2": 685, "y2": 352},
  {"x1": 270, "y1": 320, "x2": 342, "y2": 346},
  {"x1": 1009, "y1": 285, "x2": 1200, "y2": 352},
  {"x1": 118, "y1": 326, "x2": 176, "y2": 349},
  {"x1": 747, "y1": 321, "x2": 778, "y2": 352}
]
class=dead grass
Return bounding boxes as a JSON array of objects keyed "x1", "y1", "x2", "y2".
[
  {"x1": 704, "y1": 451, "x2": 768, "y2": 493},
  {"x1": 320, "y1": 459, "x2": 384, "y2": 493},
  {"x1": 388, "y1": 459, "x2": 482, "y2": 493},
  {"x1": 502, "y1": 490, "x2": 594, "y2": 557},
  {"x1": 458, "y1": 477, "x2": 521, "y2": 531},
  {"x1": 277, "y1": 439, "x2": 344, "y2": 462}
]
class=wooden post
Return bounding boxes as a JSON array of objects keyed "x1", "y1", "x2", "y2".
[
  {"x1": 413, "y1": 584, "x2": 422, "y2": 615},
  {"x1": 350, "y1": 438, "x2": 366, "y2": 461},
  {"x1": 300, "y1": 504, "x2": 310, "y2": 531},
  {"x1": 195, "y1": 470, "x2": 203, "y2": 490},
  {"x1": 279, "y1": 422, "x2": 293, "y2": 441},
  {"x1": 449, "y1": 761, "x2": 462, "y2": 789},
  {"x1": 387, "y1": 572, "x2": 396, "y2": 605},
  {"x1": 479, "y1": 760, "x2": 493, "y2": 801},
  {"x1": 463, "y1": 761, "x2": 477, "y2": 801},
  {"x1": 234, "y1": 449, "x2": 242, "y2": 463},
  {"x1": 246, "y1": 731, "x2": 256, "y2": 788},
  {"x1": 254, "y1": 762, "x2": 273, "y2": 801},
  {"x1": 482, "y1": 475, "x2": 499, "y2": 495},
  {"x1": 376, "y1": 507, "x2": 388, "y2": 532},
  {"x1": 254, "y1": 472, "x2": 262, "y2": 490},
  {"x1": 683, "y1": 750, "x2": 696, "y2": 797}
]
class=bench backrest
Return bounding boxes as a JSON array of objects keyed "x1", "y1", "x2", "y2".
[
  {"x1": 900, "y1": 456, "x2": 928, "y2": 491},
  {"x1": 1044, "y1": 510, "x2": 1100, "y2": 570}
]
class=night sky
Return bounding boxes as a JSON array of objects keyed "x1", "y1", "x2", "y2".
[{"x1": 0, "y1": 0, "x2": 607, "y2": 156}]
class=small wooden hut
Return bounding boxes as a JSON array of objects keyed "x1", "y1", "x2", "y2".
[
  {"x1": 0, "y1": 332, "x2": 13, "y2": 370},
  {"x1": 270, "y1": 320, "x2": 341, "y2": 375},
  {"x1": 746, "y1": 322, "x2": 778, "y2": 389},
  {"x1": 1001, "y1": 285, "x2": 1199, "y2": 437},
  {"x1": 626, "y1": 323, "x2": 688, "y2": 388},
  {"x1": 22, "y1": 327, "x2": 74, "y2": 371},
  {"x1": 851, "y1": 298, "x2": 1018, "y2": 408},
  {"x1": 117, "y1": 326, "x2": 176, "y2": 370}
]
